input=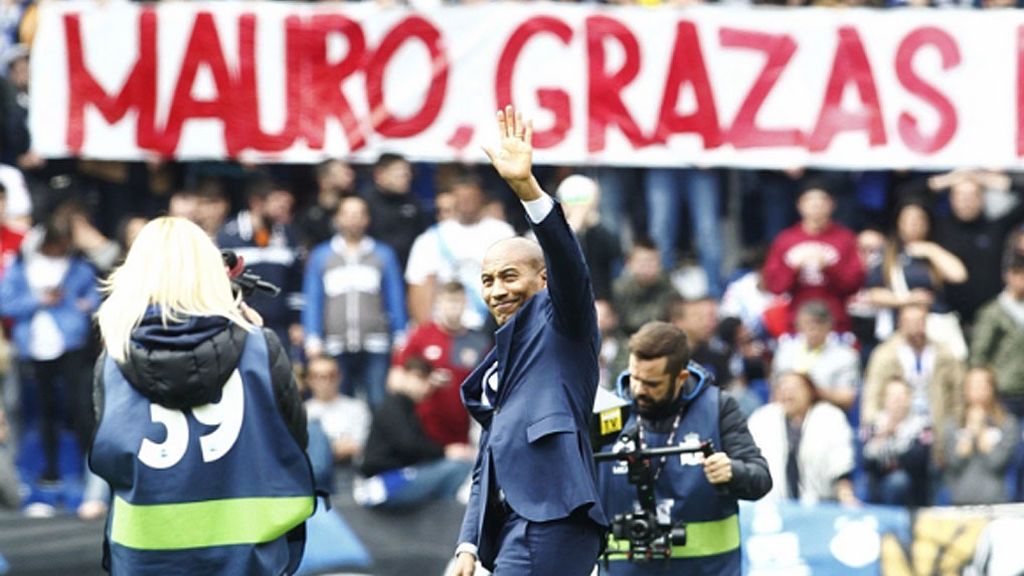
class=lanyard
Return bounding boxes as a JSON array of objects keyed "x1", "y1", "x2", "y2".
[{"x1": 637, "y1": 410, "x2": 684, "y2": 482}]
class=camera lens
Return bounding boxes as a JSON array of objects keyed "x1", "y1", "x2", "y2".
[{"x1": 629, "y1": 518, "x2": 648, "y2": 538}]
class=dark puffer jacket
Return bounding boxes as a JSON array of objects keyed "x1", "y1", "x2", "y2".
[{"x1": 93, "y1": 314, "x2": 307, "y2": 447}]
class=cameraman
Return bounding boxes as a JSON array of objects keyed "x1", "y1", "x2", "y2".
[
  {"x1": 90, "y1": 217, "x2": 314, "y2": 575},
  {"x1": 596, "y1": 321, "x2": 771, "y2": 575}
]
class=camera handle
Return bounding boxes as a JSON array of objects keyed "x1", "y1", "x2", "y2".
[
  {"x1": 596, "y1": 440, "x2": 716, "y2": 515},
  {"x1": 593, "y1": 439, "x2": 715, "y2": 462},
  {"x1": 221, "y1": 250, "x2": 282, "y2": 298}
]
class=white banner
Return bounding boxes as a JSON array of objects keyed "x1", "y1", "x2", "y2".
[{"x1": 28, "y1": 2, "x2": 1024, "y2": 168}]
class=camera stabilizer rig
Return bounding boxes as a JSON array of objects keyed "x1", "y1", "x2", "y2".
[{"x1": 594, "y1": 437, "x2": 715, "y2": 563}]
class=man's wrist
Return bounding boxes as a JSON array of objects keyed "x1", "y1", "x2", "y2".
[
  {"x1": 521, "y1": 194, "x2": 554, "y2": 224},
  {"x1": 455, "y1": 542, "x2": 478, "y2": 558},
  {"x1": 507, "y1": 175, "x2": 543, "y2": 202}
]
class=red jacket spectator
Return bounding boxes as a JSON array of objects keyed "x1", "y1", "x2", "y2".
[
  {"x1": 763, "y1": 184, "x2": 864, "y2": 333},
  {"x1": 394, "y1": 282, "x2": 491, "y2": 447}
]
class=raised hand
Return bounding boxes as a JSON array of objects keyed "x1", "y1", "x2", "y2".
[{"x1": 482, "y1": 105, "x2": 540, "y2": 201}]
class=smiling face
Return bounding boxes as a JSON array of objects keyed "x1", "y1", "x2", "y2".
[{"x1": 480, "y1": 238, "x2": 546, "y2": 326}]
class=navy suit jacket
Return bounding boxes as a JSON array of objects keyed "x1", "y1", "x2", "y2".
[{"x1": 458, "y1": 201, "x2": 608, "y2": 567}]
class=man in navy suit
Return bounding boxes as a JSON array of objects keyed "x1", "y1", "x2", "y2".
[{"x1": 452, "y1": 106, "x2": 608, "y2": 576}]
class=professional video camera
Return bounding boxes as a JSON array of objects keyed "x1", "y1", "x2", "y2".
[
  {"x1": 221, "y1": 249, "x2": 281, "y2": 298},
  {"x1": 594, "y1": 432, "x2": 715, "y2": 562}
]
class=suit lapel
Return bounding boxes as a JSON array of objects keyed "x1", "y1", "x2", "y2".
[
  {"x1": 493, "y1": 310, "x2": 517, "y2": 403},
  {"x1": 462, "y1": 349, "x2": 497, "y2": 425}
]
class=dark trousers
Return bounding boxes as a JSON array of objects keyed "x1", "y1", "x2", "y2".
[
  {"x1": 492, "y1": 508, "x2": 602, "y2": 576},
  {"x1": 22, "y1": 349, "x2": 94, "y2": 480}
]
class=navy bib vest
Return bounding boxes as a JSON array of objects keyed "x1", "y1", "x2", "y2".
[
  {"x1": 597, "y1": 373, "x2": 741, "y2": 576},
  {"x1": 91, "y1": 331, "x2": 314, "y2": 575}
]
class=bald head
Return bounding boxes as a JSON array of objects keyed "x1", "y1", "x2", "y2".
[
  {"x1": 480, "y1": 237, "x2": 547, "y2": 326},
  {"x1": 484, "y1": 237, "x2": 544, "y2": 272}
]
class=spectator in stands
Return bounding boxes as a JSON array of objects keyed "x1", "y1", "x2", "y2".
[
  {"x1": 297, "y1": 158, "x2": 356, "y2": 250},
  {"x1": 644, "y1": 167, "x2": 724, "y2": 297},
  {"x1": 0, "y1": 182, "x2": 22, "y2": 276},
  {"x1": 763, "y1": 178, "x2": 864, "y2": 334},
  {"x1": 864, "y1": 199, "x2": 968, "y2": 359},
  {"x1": 0, "y1": 406, "x2": 20, "y2": 510},
  {"x1": 748, "y1": 371, "x2": 858, "y2": 505},
  {"x1": 115, "y1": 215, "x2": 147, "y2": 255},
  {"x1": 167, "y1": 187, "x2": 200, "y2": 223},
  {"x1": 847, "y1": 228, "x2": 888, "y2": 360},
  {"x1": 716, "y1": 316, "x2": 768, "y2": 416},
  {"x1": 932, "y1": 170, "x2": 1023, "y2": 327},
  {"x1": 406, "y1": 173, "x2": 514, "y2": 330},
  {"x1": 671, "y1": 297, "x2": 731, "y2": 385},
  {"x1": 363, "y1": 153, "x2": 429, "y2": 269},
  {"x1": 555, "y1": 174, "x2": 622, "y2": 304},
  {"x1": 596, "y1": 299, "x2": 629, "y2": 391},
  {"x1": 0, "y1": 181, "x2": 21, "y2": 469},
  {"x1": 719, "y1": 245, "x2": 775, "y2": 340},
  {"x1": 355, "y1": 357, "x2": 474, "y2": 509},
  {"x1": 861, "y1": 378, "x2": 932, "y2": 507},
  {"x1": 304, "y1": 356, "x2": 371, "y2": 465},
  {"x1": 394, "y1": 281, "x2": 489, "y2": 447},
  {"x1": 613, "y1": 237, "x2": 677, "y2": 335},
  {"x1": 5, "y1": 44, "x2": 35, "y2": 173},
  {"x1": 53, "y1": 199, "x2": 121, "y2": 275},
  {"x1": 944, "y1": 367, "x2": 1019, "y2": 505},
  {"x1": 217, "y1": 178, "x2": 304, "y2": 351},
  {"x1": 0, "y1": 164, "x2": 31, "y2": 230},
  {"x1": 192, "y1": 177, "x2": 230, "y2": 240},
  {"x1": 772, "y1": 300, "x2": 860, "y2": 412},
  {"x1": 862, "y1": 303, "x2": 962, "y2": 467},
  {"x1": 0, "y1": 214, "x2": 100, "y2": 485},
  {"x1": 971, "y1": 250, "x2": 1024, "y2": 418},
  {"x1": 303, "y1": 195, "x2": 406, "y2": 408},
  {"x1": 434, "y1": 186, "x2": 457, "y2": 223}
]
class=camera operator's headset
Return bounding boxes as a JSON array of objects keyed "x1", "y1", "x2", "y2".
[{"x1": 613, "y1": 360, "x2": 713, "y2": 406}]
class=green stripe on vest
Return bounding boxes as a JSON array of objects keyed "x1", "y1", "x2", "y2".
[
  {"x1": 605, "y1": 513, "x2": 740, "y2": 560},
  {"x1": 110, "y1": 495, "x2": 314, "y2": 550}
]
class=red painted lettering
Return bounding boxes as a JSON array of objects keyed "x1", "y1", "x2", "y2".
[
  {"x1": 653, "y1": 21, "x2": 721, "y2": 148},
  {"x1": 808, "y1": 26, "x2": 886, "y2": 152},
  {"x1": 720, "y1": 28, "x2": 802, "y2": 149},
  {"x1": 586, "y1": 15, "x2": 646, "y2": 152},
  {"x1": 161, "y1": 12, "x2": 236, "y2": 155},
  {"x1": 365, "y1": 15, "x2": 447, "y2": 138},
  {"x1": 64, "y1": 10, "x2": 158, "y2": 152},
  {"x1": 232, "y1": 14, "x2": 301, "y2": 153},
  {"x1": 305, "y1": 14, "x2": 367, "y2": 152},
  {"x1": 895, "y1": 27, "x2": 959, "y2": 154},
  {"x1": 495, "y1": 16, "x2": 573, "y2": 149}
]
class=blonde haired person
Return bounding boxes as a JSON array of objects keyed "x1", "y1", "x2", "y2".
[{"x1": 89, "y1": 217, "x2": 314, "y2": 575}]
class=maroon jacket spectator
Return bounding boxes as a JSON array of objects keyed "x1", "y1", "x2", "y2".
[
  {"x1": 763, "y1": 180, "x2": 865, "y2": 334},
  {"x1": 394, "y1": 282, "x2": 490, "y2": 447}
]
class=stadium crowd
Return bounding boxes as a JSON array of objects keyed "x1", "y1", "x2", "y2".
[{"x1": 0, "y1": 0, "x2": 1023, "y2": 526}]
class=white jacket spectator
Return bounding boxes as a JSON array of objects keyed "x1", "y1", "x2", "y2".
[{"x1": 748, "y1": 372, "x2": 857, "y2": 505}]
